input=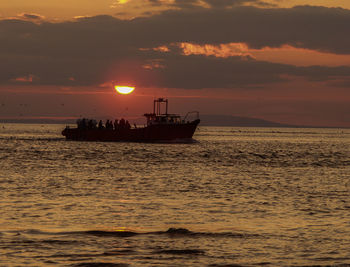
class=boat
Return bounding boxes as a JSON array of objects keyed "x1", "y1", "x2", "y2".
[{"x1": 62, "y1": 98, "x2": 200, "y2": 142}]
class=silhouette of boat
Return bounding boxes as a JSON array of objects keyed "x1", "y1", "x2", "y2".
[{"x1": 62, "y1": 98, "x2": 200, "y2": 142}]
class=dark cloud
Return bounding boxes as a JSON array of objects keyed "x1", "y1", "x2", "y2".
[
  {"x1": 0, "y1": 5, "x2": 350, "y2": 89},
  {"x1": 172, "y1": 0, "x2": 201, "y2": 9},
  {"x1": 136, "y1": 53, "x2": 350, "y2": 89},
  {"x1": 132, "y1": 5, "x2": 350, "y2": 54},
  {"x1": 326, "y1": 77, "x2": 350, "y2": 88},
  {"x1": 170, "y1": 0, "x2": 272, "y2": 9},
  {"x1": 203, "y1": 0, "x2": 268, "y2": 8},
  {"x1": 18, "y1": 13, "x2": 45, "y2": 21}
]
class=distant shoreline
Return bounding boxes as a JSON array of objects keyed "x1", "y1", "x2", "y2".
[{"x1": 0, "y1": 116, "x2": 348, "y2": 129}]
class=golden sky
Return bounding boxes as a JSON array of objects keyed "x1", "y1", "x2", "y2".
[
  {"x1": 274, "y1": 0, "x2": 350, "y2": 8},
  {"x1": 0, "y1": 0, "x2": 349, "y2": 127},
  {"x1": 1, "y1": 0, "x2": 350, "y2": 20}
]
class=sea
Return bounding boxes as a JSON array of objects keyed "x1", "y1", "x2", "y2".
[{"x1": 0, "y1": 123, "x2": 349, "y2": 266}]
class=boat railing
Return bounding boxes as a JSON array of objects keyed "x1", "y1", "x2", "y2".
[{"x1": 183, "y1": 111, "x2": 199, "y2": 122}]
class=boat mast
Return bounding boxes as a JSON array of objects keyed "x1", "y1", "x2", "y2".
[{"x1": 153, "y1": 98, "x2": 168, "y2": 115}]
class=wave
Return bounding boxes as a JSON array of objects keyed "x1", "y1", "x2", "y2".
[
  {"x1": 208, "y1": 265, "x2": 245, "y2": 267},
  {"x1": 81, "y1": 227, "x2": 259, "y2": 239},
  {"x1": 9, "y1": 227, "x2": 260, "y2": 239},
  {"x1": 72, "y1": 264, "x2": 129, "y2": 267},
  {"x1": 154, "y1": 249, "x2": 204, "y2": 255},
  {"x1": 0, "y1": 136, "x2": 64, "y2": 142},
  {"x1": 84, "y1": 230, "x2": 138, "y2": 237}
]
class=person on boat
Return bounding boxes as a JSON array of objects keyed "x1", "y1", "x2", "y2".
[
  {"x1": 106, "y1": 120, "x2": 111, "y2": 129},
  {"x1": 76, "y1": 118, "x2": 81, "y2": 129},
  {"x1": 77, "y1": 118, "x2": 87, "y2": 129},
  {"x1": 125, "y1": 120, "x2": 131, "y2": 129},
  {"x1": 92, "y1": 119, "x2": 97, "y2": 129},
  {"x1": 82, "y1": 118, "x2": 87, "y2": 129},
  {"x1": 98, "y1": 120, "x2": 104, "y2": 129},
  {"x1": 114, "y1": 119, "x2": 119, "y2": 130},
  {"x1": 119, "y1": 118, "x2": 125, "y2": 128},
  {"x1": 88, "y1": 119, "x2": 94, "y2": 129}
]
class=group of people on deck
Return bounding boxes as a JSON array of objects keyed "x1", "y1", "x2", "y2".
[
  {"x1": 101, "y1": 118, "x2": 131, "y2": 130},
  {"x1": 77, "y1": 118, "x2": 131, "y2": 130}
]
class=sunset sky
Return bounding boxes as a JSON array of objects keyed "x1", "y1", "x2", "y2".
[{"x1": 0, "y1": 0, "x2": 349, "y2": 127}]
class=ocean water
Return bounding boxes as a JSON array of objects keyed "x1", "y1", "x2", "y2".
[{"x1": 0, "y1": 123, "x2": 349, "y2": 266}]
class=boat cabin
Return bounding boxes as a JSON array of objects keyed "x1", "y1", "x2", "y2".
[{"x1": 144, "y1": 98, "x2": 183, "y2": 126}]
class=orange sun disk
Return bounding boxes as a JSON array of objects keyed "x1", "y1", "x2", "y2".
[{"x1": 115, "y1": 85, "x2": 135, "y2": 94}]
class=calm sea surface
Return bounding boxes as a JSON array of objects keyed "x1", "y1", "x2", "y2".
[{"x1": 0, "y1": 124, "x2": 349, "y2": 266}]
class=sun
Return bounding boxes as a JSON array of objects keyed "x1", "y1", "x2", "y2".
[{"x1": 115, "y1": 85, "x2": 135, "y2": 95}]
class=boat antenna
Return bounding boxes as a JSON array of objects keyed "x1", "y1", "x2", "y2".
[{"x1": 153, "y1": 98, "x2": 168, "y2": 115}]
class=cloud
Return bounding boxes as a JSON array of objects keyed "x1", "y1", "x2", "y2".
[
  {"x1": 172, "y1": 0, "x2": 202, "y2": 9},
  {"x1": 12, "y1": 74, "x2": 35, "y2": 83},
  {"x1": 132, "y1": 5, "x2": 350, "y2": 54},
  {"x1": 0, "y1": 5, "x2": 350, "y2": 89},
  {"x1": 201, "y1": 0, "x2": 272, "y2": 8},
  {"x1": 17, "y1": 13, "x2": 45, "y2": 21},
  {"x1": 150, "y1": 0, "x2": 273, "y2": 9}
]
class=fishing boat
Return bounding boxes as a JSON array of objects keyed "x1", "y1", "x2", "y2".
[{"x1": 62, "y1": 98, "x2": 200, "y2": 142}]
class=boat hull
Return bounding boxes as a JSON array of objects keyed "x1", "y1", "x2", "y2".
[{"x1": 62, "y1": 119, "x2": 200, "y2": 142}]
